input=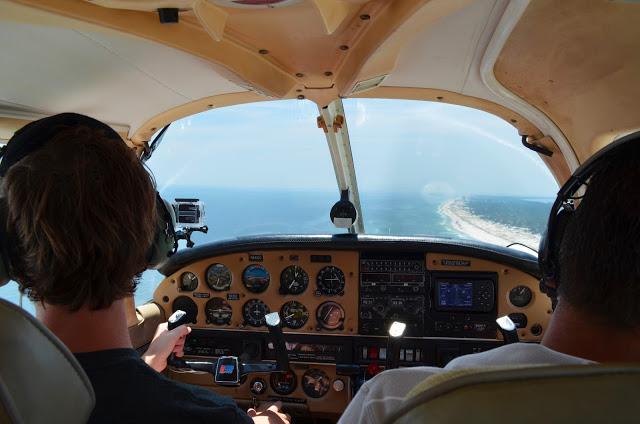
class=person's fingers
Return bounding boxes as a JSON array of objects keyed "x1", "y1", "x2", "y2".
[
  {"x1": 246, "y1": 408, "x2": 257, "y2": 417},
  {"x1": 268, "y1": 401, "x2": 283, "y2": 411},
  {"x1": 170, "y1": 324, "x2": 191, "y2": 338}
]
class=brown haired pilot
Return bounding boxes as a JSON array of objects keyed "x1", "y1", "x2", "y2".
[{"x1": 1, "y1": 113, "x2": 289, "y2": 424}]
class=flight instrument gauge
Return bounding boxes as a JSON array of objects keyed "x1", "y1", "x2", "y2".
[
  {"x1": 243, "y1": 264, "x2": 270, "y2": 293},
  {"x1": 172, "y1": 296, "x2": 198, "y2": 324},
  {"x1": 317, "y1": 266, "x2": 345, "y2": 295},
  {"x1": 205, "y1": 297, "x2": 232, "y2": 325},
  {"x1": 280, "y1": 265, "x2": 309, "y2": 295},
  {"x1": 242, "y1": 299, "x2": 270, "y2": 327},
  {"x1": 206, "y1": 263, "x2": 232, "y2": 291},
  {"x1": 280, "y1": 301, "x2": 309, "y2": 329},
  {"x1": 509, "y1": 285, "x2": 533, "y2": 308},
  {"x1": 302, "y1": 369, "x2": 330, "y2": 398},
  {"x1": 180, "y1": 272, "x2": 198, "y2": 291},
  {"x1": 316, "y1": 301, "x2": 345, "y2": 330},
  {"x1": 270, "y1": 371, "x2": 297, "y2": 395}
]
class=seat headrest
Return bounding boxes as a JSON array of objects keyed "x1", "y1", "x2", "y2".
[
  {"x1": 385, "y1": 364, "x2": 640, "y2": 424},
  {"x1": 0, "y1": 298, "x2": 95, "y2": 424}
]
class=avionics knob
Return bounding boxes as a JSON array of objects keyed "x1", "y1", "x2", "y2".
[{"x1": 250, "y1": 378, "x2": 267, "y2": 395}]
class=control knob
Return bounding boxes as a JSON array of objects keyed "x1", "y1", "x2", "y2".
[{"x1": 250, "y1": 378, "x2": 267, "y2": 395}]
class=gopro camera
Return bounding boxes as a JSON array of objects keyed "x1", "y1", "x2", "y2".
[{"x1": 172, "y1": 198, "x2": 205, "y2": 227}]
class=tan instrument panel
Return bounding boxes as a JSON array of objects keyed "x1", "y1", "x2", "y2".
[
  {"x1": 427, "y1": 253, "x2": 552, "y2": 342},
  {"x1": 154, "y1": 248, "x2": 549, "y2": 418},
  {"x1": 154, "y1": 250, "x2": 359, "y2": 335}
]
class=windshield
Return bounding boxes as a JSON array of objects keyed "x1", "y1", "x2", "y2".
[{"x1": 345, "y1": 98, "x2": 556, "y2": 250}]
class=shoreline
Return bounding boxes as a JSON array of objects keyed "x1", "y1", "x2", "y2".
[{"x1": 439, "y1": 199, "x2": 541, "y2": 252}]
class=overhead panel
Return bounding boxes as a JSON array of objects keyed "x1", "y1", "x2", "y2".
[
  {"x1": 0, "y1": 16, "x2": 246, "y2": 137},
  {"x1": 381, "y1": 0, "x2": 505, "y2": 102}
]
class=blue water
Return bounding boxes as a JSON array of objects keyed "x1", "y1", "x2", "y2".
[{"x1": 0, "y1": 189, "x2": 551, "y2": 314}]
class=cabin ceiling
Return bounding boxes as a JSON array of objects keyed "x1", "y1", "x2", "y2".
[{"x1": 0, "y1": 0, "x2": 639, "y2": 182}]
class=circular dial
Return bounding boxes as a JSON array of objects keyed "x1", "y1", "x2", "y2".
[
  {"x1": 316, "y1": 301, "x2": 345, "y2": 330},
  {"x1": 317, "y1": 266, "x2": 345, "y2": 296},
  {"x1": 205, "y1": 297, "x2": 232, "y2": 325},
  {"x1": 280, "y1": 265, "x2": 309, "y2": 295},
  {"x1": 280, "y1": 301, "x2": 309, "y2": 329},
  {"x1": 270, "y1": 371, "x2": 297, "y2": 395},
  {"x1": 509, "y1": 285, "x2": 533, "y2": 307},
  {"x1": 242, "y1": 299, "x2": 270, "y2": 327},
  {"x1": 179, "y1": 272, "x2": 198, "y2": 292},
  {"x1": 242, "y1": 264, "x2": 270, "y2": 293},
  {"x1": 302, "y1": 369, "x2": 330, "y2": 398},
  {"x1": 206, "y1": 263, "x2": 232, "y2": 291},
  {"x1": 172, "y1": 296, "x2": 198, "y2": 324}
]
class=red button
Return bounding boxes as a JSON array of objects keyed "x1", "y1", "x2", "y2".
[
  {"x1": 368, "y1": 346, "x2": 379, "y2": 360},
  {"x1": 367, "y1": 362, "x2": 381, "y2": 377}
]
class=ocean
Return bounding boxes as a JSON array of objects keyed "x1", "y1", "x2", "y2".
[{"x1": 0, "y1": 187, "x2": 552, "y2": 314}]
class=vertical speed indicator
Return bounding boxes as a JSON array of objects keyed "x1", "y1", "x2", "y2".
[{"x1": 280, "y1": 301, "x2": 309, "y2": 329}]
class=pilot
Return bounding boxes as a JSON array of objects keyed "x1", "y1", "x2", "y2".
[
  {"x1": 339, "y1": 139, "x2": 640, "y2": 424},
  {"x1": 1, "y1": 114, "x2": 289, "y2": 424}
]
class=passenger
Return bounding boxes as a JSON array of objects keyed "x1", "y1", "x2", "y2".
[
  {"x1": 339, "y1": 140, "x2": 640, "y2": 424},
  {"x1": 1, "y1": 114, "x2": 289, "y2": 424}
]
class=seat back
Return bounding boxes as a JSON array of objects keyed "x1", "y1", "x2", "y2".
[
  {"x1": 0, "y1": 298, "x2": 95, "y2": 424},
  {"x1": 385, "y1": 365, "x2": 640, "y2": 424}
]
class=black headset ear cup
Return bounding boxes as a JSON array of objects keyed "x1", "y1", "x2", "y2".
[
  {"x1": 540, "y1": 206, "x2": 573, "y2": 294},
  {"x1": 147, "y1": 195, "x2": 177, "y2": 269}
]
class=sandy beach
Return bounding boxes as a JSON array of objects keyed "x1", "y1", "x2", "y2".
[{"x1": 439, "y1": 199, "x2": 541, "y2": 253}]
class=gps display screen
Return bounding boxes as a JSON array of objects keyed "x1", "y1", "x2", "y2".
[{"x1": 437, "y1": 281, "x2": 473, "y2": 308}]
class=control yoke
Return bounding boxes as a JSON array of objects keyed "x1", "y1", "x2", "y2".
[{"x1": 166, "y1": 310, "x2": 290, "y2": 386}]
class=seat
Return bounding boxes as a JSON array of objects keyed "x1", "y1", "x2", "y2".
[
  {"x1": 0, "y1": 298, "x2": 95, "y2": 424},
  {"x1": 384, "y1": 364, "x2": 640, "y2": 424}
]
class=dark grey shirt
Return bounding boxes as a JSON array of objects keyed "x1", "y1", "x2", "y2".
[{"x1": 75, "y1": 348, "x2": 253, "y2": 424}]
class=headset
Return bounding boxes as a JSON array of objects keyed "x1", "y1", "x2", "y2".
[
  {"x1": 538, "y1": 130, "x2": 640, "y2": 306},
  {"x1": 0, "y1": 113, "x2": 177, "y2": 286}
]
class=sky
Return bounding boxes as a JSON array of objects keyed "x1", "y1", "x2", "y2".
[{"x1": 146, "y1": 98, "x2": 558, "y2": 198}]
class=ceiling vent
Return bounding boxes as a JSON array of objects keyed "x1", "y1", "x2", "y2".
[
  {"x1": 209, "y1": 0, "x2": 302, "y2": 8},
  {"x1": 350, "y1": 75, "x2": 388, "y2": 95}
]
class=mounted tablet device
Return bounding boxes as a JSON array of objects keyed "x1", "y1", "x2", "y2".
[{"x1": 330, "y1": 190, "x2": 358, "y2": 229}]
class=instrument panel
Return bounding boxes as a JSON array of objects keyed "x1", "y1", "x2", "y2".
[
  {"x1": 153, "y1": 240, "x2": 552, "y2": 418},
  {"x1": 155, "y1": 250, "x2": 359, "y2": 335}
]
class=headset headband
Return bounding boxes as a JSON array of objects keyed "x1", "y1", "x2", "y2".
[{"x1": 0, "y1": 113, "x2": 122, "y2": 175}]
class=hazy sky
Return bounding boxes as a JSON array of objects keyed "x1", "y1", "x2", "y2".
[{"x1": 147, "y1": 98, "x2": 558, "y2": 197}]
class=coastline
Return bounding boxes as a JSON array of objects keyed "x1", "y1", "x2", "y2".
[{"x1": 439, "y1": 199, "x2": 541, "y2": 252}]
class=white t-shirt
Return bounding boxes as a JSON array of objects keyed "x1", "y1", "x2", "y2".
[{"x1": 337, "y1": 343, "x2": 594, "y2": 424}]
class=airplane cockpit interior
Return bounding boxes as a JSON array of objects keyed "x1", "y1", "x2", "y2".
[{"x1": 1, "y1": 0, "x2": 640, "y2": 423}]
